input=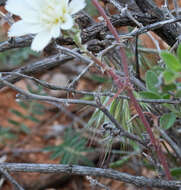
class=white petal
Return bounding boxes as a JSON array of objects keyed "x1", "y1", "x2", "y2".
[
  {"x1": 46, "y1": 0, "x2": 66, "y2": 8},
  {"x1": 60, "y1": 0, "x2": 69, "y2": 8},
  {"x1": 25, "y1": 0, "x2": 43, "y2": 10},
  {"x1": 5, "y1": 0, "x2": 29, "y2": 15},
  {"x1": 5, "y1": 0, "x2": 37, "y2": 21},
  {"x1": 31, "y1": 30, "x2": 52, "y2": 52},
  {"x1": 51, "y1": 25, "x2": 61, "y2": 38},
  {"x1": 69, "y1": 0, "x2": 86, "y2": 14},
  {"x1": 8, "y1": 20, "x2": 43, "y2": 37},
  {"x1": 60, "y1": 14, "x2": 74, "y2": 30}
]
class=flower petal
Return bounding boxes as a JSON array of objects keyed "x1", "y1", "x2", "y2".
[
  {"x1": 51, "y1": 25, "x2": 61, "y2": 38},
  {"x1": 5, "y1": 0, "x2": 29, "y2": 15},
  {"x1": 31, "y1": 30, "x2": 52, "y2": 52},
  {"x1": 5, "y1": 0, "x2": 38, "y2": 21},
  {"x1": 8, "y1": 20, "x2": 43, "y2": 37},
  {"x1": 60, "y1": 14, "x2": 74, "y2": 30},
  {"x1": 69, "y1": 0, "x2": 86, "y2": 14},
  {"x1": 25, "y1": 0, "x2": 43, "y2": 10},
  {"x1": 60, "y1": 0, "x2": 69, "y2": 9}
]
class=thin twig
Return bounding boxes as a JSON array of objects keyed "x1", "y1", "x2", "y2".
[
  {"x1": 3, "y1": 71, "x2": 181, "y2": 104},
  {"x1": 68, "y1": 61, "x2": 94, "y2": 88},
  {"x1": 159, "y1": 129, "x2": 181, "y2": 160},
  {"x1": 0, "y1": 168, "x2": 24, "y2": 190},
  {"x1": 173, "y1": 0, "x2": 180, "y2": 17},
  {"x1": 86, "y1": 176, "x2": 111, "y2": 190},
  {"x1": 0, "y1": 77, "x2": 145, "y2": 146}
]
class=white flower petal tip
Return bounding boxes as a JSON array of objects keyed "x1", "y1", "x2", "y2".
[
  {"x1": 69, "y1": 0, "x2": 86, "y2": 15},
  {"x1": 31, "y1": 31, "x2": 52, "y2": 52},
  {"x1": 5, "y1": 0, "x2": 86, "y2": 51}
]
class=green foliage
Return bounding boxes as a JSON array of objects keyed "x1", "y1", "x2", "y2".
[
  {"x1": 0, "y1": 47, "x2": 40, "y2": 68},
  {"x1": 171, "y1": 167, "x2": 181, "y2": 178},
  {"x1": 7, "y1": 85, "x2": 45, "y2": 134},
  {"x1": 163, "y1": 69, "x2": 177, "y2": 84},
  {"x1": 8, "y1": 100, "x2": 45, "y2": 134},
  {"x1": 141, "y1": 44, "x2": 181, "y2": 98},
  {"x1": 0, "y1": 47, "x2": 44, "y2": 140},
  {"x1": 88, "y1": 96, "x2": 109, "y2": 129},
  {"x1": 138, "y1": 45, "x2": 181, "y2": 131},
  {"x1": 0, "y1": 127, "x2": 16, "y2": 143},
  {"x1": 139, "y1": 91, "x2": 161, "y2": 99},
  {"x1": 160, "y1": 113, "x2": 176, "y2": 130},
  {"x1": 140, "y1": 68, "x2": 163, "y2": 99},
  {"x1": 177, "y1": 44, "x2": 181, "y2": 63},
  {"x1": 146, "y1": 71, "x2": 159, "y2": 93},
  {"x1": 88, "y1": 93, "x2": 150, "y2": 151},
  {"x1": 160, "y1": 45, "x2": 181, "y2": 85},
  {"x1": 146, "y1": 49, "x2": 181, "y2": 92},
  {"x1": 161, "y1": 51, "x2": 181, "y2": 72},
  {"x1": 109, "y1": 155, "x2": 130, "y2": 168},
  {"x1": 85, "y1": 0, "x2": 99, "y2": 16},
  {"x1": 90, "y1": 74, "x2": 111, "y2": 83},
  {"x1": 44, "y1": 127, "x2": 93, "y2": 166}
]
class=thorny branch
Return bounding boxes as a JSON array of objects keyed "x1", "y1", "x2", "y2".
[{"x1": 92, "y1": 0, "x2": 172, "y2": 180}]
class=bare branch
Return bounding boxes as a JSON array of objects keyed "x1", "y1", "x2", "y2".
[
  {"x1": 0, "y1": 168, "x2": 24, "y2": 190},
  {"x1": 0, "y1": 53, "x2": 73, "y2": 89},
  {"x1": 0, "y1": 76, "x2": 145, "y2": 146},
  {"x1": 0, "y1": 163, "x2": 181, "y2": 189}
]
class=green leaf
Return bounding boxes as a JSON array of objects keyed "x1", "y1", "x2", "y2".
[
  {"x1": 163, "y1": 69, "x2": 176, "y2": 84},
  {"x1": 50, "y1": 149, "x2": 64, "y2": 160},
  {"x1": 114, "y1": 100, "x2": 122, "y2": 123},
  {"x1": 110, "y1": 156, "x2": 130, "y2": 168},
  {"x1": 32, "y1": 103, "x2": 45, "y2": 115},
  {"x1": 171, "y1": 167, "x2": 181, "y2": 177},
  {"x1": 10, "y1": 109, "x2": 26, "y2": 119},
  {"x1": 110, "y1": 99, "x2": 118, "y2": 116},
  {"x1": 26, "y1": 115, "x2": 40, "y2": 123},
  {"x1": 145, "y1": 71, "x2": 159, "y2": 93},
  {"x1": 161, "y1": 51, "x2": 181, "y2": 72},
  {"x1": 45, "y1": 128, "x2": 92, "y2": 165},
  {"x1": 81, "y1": 95, "x2": 94, "y2": 101},
  {"x1": 162, "y1": 84, "x2": 176, "y2": 93},
  {"x1": 0, "y1": 47, "x2": 40, "y2": 67},
  {"x1": 90, "y1": 74, "x2": 110, "y2": 83},
  {"x1": 20, "y1": 124, "x2": 30, "y2": 134},
  {"x1": 43, "y1": 146, "x2": 58, "y2": 152},
  {"x1": 18, "y1": 101, "x2": 29, "y2": 109},
  {"x1": 161, "y1": 94, "x2": 170, "y2": 99},
  {"x1": 0, "y1": 128, "x2": 16, "y2": 141},
  {"x1": 177, "y1": 44, "x2": 181, "y2": 63},
  {"x1": 8, "y1": 119, "x2": 20, "y2": 126},
  {"x1": 152, "y1": 66, "x2": 164, "y2": 75},
  {"x1": 160, "y1": 113, "x2": 176, "y2": 130},
  {"x1": 176, "y1": 89, "x2": 181, "y2": 97},
  {"x1": 61, "y1": 152, "x2": 72, "y2": 164},
  {"x1": 85, "y1": 0, "x2": 99, "y2": 16},
  {"x1": 139, "y1": 91, "x2": 161, "y2": 99}
]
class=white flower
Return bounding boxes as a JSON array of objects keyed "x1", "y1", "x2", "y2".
[{"x1": 5, "y1": 0, "x2": 86, "y2": 52}]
